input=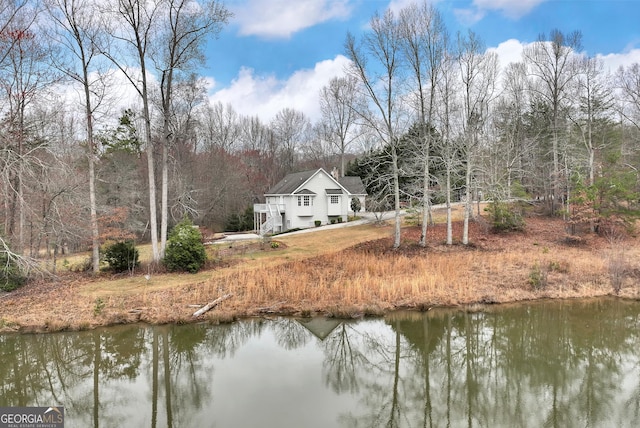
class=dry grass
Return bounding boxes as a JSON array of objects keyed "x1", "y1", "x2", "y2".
[{"x1": 2, "y1": 212, "x2": 640, "y2": 333}]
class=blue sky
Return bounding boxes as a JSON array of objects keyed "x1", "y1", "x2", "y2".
[{"x1": 204, "y1": 0, "x2": 640, "y2": 122}]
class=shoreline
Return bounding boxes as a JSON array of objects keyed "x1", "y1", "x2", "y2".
[{"x1": 1, "y1": 290, "x2": 636, "y2": 335}]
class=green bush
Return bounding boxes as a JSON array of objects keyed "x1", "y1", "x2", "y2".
[
  {"x1": 528, "y1": 263, "x2": 548, "y2": 290},
  {"x1": 314, "y1": 220, "x2": 321, "y2": 227},
  {"x1": 350, "y1": 197, "x2": 361, "y2": 214},
  {"x1": 485, "y1": 201, "x2": 524, "y2": 232},
  {"x1": 102, "y1": 240, "x2": 139, "y2": 273},
  {"x1": 0, "y1": 253, "x2": 26, "y2": 292},
  {"x1": 164, "y1": 218, "x2": 206, "y2": 273}
]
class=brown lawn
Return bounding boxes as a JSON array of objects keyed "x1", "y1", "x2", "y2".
[{"x1": 1, "y1": 213, "x2": 639, "y2": 333}]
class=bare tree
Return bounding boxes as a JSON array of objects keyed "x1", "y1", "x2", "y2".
[
  {"x1": 523, "y1": 29, "x2": 582, "y2": 214},
  {"x1": 151, "y1": 0, "x2": 231, "y2": 257},
  {"x1": 490, "y1": 62, "x2": 532, "y2": 199},
  {"x1": 436, "y1": 47, "x2": 459, "y2": 245},
  {"x1": 102, "y1": 0, "x2": 162, "y2": 261},
  {"x1": 0, "y1": 5, "x2": 55, "y2": 254},
  {"x1": 456, "y1": 30, "x2": 497, "y2": 245},
  {"x1": 571, "y1": 56, "x2": 614, "y2": 186},
  {"x1": 0, "y1": 0, "x2": 30, "y2": 66},
  {"x1": 270, "y1": 107, "x2": 311, "y2": 175},
  {"x1": 398, "y1": 1, "x2": 448, "y2": 246},
  {"x1": 45, "y1": 0, "x2": 111, "y2": 273},
  {"x1": 345, "y1": 9, "x2": 406, "y2": 248},
  {"x1": 319, "y1": 75, "x2": 361, "y2": 177},
  {"x1": 616, "y1": 63, "x2": 640, "y2": 133},
  {"x1": 199, "y1": 101, "x2": 240, "y2": 152}
]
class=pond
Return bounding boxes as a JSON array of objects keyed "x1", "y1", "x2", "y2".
[{"x1": 1, "y1": 298, "x2": 640, "y2": 427}]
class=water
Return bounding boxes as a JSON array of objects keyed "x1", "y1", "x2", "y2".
[{"x1": 1, "y1": 298, "x2": 640, "y2": 427}]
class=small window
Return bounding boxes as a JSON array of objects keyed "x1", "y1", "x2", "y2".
[
  {"x1": 303, "y1": 195, "x2": 311, "y2": 206},
  {"x1": 330, "y1": 195, "x2": 339, "y2": 204}
]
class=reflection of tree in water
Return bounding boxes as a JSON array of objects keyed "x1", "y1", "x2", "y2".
[
  {"x1": 322, "y1": 323, "x2": 369, "y2": 394},
  {"x1": 272, "y1": 318, "x2": 311, "y2": 350},
  {"x1": 0, "y1": 326, "x2": 147, "y2": 427},
  {"x1": 203, "y1": 319, "x2": 265, "y2": 357},
  {"x1": 3, "y1": 300, "x2": 640, "y2": 427},
  {"x1": 333, "y1": 300, "x2": 640, "y2": 428},
  {"x1": 331, "y1": 319, "x2": 416, "y2": 428},
  {"x1": 158, "y1": 320, "x2": 266, "y2": 427}
]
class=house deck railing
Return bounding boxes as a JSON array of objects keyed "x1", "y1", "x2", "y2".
[
  {"x1": 254, "y1": 203, "x2": 285, "y2": 213},
  {"x1": 254, "y1": 203, "x2": 284, "y2": 236}
]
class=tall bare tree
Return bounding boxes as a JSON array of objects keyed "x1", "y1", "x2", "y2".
[
  {"x1": 45, "y1": 0, "x2": 111, "y2": 273},
  {"x1": 491, "y1": 62, "x2": 531, "y2": 199},
  {"x1": 199, "y1": 101, "x2": 240, "y2": 152},
  {"x1": 345, "y1": 9, "x2": 406, "y2": 248},
  {"x1": 523, "y1": 29, "x2": 582, "y2": 214},
  {"x1": 571, "y1": 56, "x2": 613, "y2": 187},
  {"x1": 152, "y1": 0, "x2": 231, "y2": 257},
  {"x1": 0, "y1": 5, "x2": 53, "y2": 254},
  {"x1": 398, "y1": 1, "x2": 448, "y2": 246},
  {"x1": 319, "y1": 75, "x2": 361, "y2": 177},
  {"x1": 437, "y1": 49, "x2": 458, "y2": 245},
  {"x1": 102, "y1": 0, "x2": 162, "y2": 261},
  {"x1": 456, "y1": 30, "x2": 497, "y2": 245}
]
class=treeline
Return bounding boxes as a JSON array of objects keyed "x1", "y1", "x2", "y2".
[
  {"x1": 342, "y1": 3, "x2": 640, "y2": 248},
  {"x1": 1, "y1": 0, "x2": 640, "y2": 276},
  {"x1": 0, "y1": 0, "x2": 346, "y2": 275}
]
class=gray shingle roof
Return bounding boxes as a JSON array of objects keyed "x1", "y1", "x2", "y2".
[
  {"x1": 265, "y1": 170, "x2": 317, "y2": 195},
  {"x1": 265, "y1": 168, "x2": 367, "y2": 196},
  {"x1": 338, "y1": 176, "x2": 367, "y2": 195},
  {"x1": 294, "y1": 188, "x2": 316, "y2": 195}
]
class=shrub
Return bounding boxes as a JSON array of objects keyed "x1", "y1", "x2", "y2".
[
  {"x1": 0, "y1": 253, "x2": 26, "y2": 292},
  {"x1": 102, "y1": 240, "x2": 139, "y2": 273},
  {"x1": 350, "y1": 197, "x2": 361, "y2": 214},
  {"x1": 485, "y1": 200, "x2": 524, "y2": 232},
  {"x1": 528, "y1": 263, "x2": 548, "y2": 290},
  {"x1": 164, "y1": 218, "x2": 206, "y2": 273},
  {"x1": 314, "y1": 220, "x2": 321, "y2": 227}
]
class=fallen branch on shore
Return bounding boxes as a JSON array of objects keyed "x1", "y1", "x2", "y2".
[
  {"x1": 256, "y1": 301, "x2": 287, "y2": 314},
  {"x1": 193, "y1": 293, "x2": 233, "y2": 317}
]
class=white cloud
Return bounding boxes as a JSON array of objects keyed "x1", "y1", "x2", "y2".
[
  {"x1": 488, "y1": 38, "x2": 525, "y2": 68},
  {"x1": 209, "y1": 55, "x2": 351, "y2": 122},
  {"x1": 596, "y1": 49, "x2": 640, "y2": 74},
  {"x1": 234, "y1": 0, "x2": 352, "y2": 39},
  {"x1": 488, "y1": 39, "x2": 640, "y2": 78}
]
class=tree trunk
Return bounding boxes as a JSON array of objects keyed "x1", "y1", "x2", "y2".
[{"x1": 83, "y1": 61, "x2": 100, "y2": 274}]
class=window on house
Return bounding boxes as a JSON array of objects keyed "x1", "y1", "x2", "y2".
[
  {"x1": 297, "y1": 195, "x2": 312, "y2": 206},
  {"x1": 330, "y1": 195, "x2": 339, "y2": 204}
]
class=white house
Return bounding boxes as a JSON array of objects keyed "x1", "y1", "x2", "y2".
[{"x1": 253, "y1": 168, "x2": 367, "y2": 235}]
